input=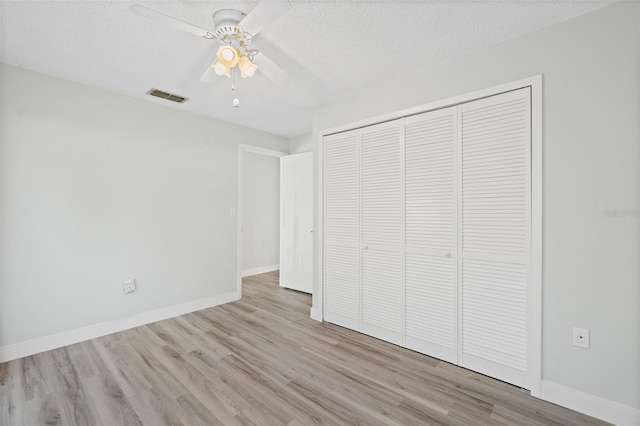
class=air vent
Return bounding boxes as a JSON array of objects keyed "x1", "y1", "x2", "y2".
[{"x1": 146, "y1": 88, "x2": 188, "y2": 104}]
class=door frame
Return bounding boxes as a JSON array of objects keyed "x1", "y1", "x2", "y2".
[
  {"x1": 237, "y1": 144, "x2": 288, "y2": 300},
  {"x1": 316, "y1": 75, "x2": 542, "y2": 397}
]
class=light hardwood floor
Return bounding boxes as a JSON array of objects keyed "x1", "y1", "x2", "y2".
[{"x1": 1, "y1": 271, "x2": 608, "y2": 425}]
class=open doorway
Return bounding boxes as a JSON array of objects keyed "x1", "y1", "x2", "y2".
[{"x1": 237, "y1": 144, "x2": 287, "y2": 298}]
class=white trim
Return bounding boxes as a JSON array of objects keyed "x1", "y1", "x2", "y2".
[
  {"x1": 321, "y1": 75, "x2": 544, "y2": 137},
  {"x1": 317, "y1": 75, "x2": 543, "y2": 393},
  {"x1": 280, "y1": 155, "x2": 285, "y2": 287},
  {"x1": 238, "y1": 144, "x2": 288, "y2": 158},
  {"x1": 529, "y1": 75, "x2": 543, "y2": 398},
  {"x1": 356, "y1": 129, "x2": 362, "y2": 332},
  {"x1": 312, "y1": 135, "x2": 325, "y2": 321},
  {"x1": 241, "y1": 264, "x2": 279, "y2": 278},
  {"x1": 456, "y1": 104, "x2": 463, "y2": 366},
  {"x1": 541, "y1": 381, "x2": 640, "y2": 426},
  {"x1": 237, "y1": 144, "x2": 288, "y2": 300},
  {"x1": 398, "y1": 120, "x2": 406, "y2": 348},
  {"x1": 310, "y1": 306, "x2": 322, "y2": 322},
  {"x1": 0, "y1": 291, "x2": 238, "y2": 363}
]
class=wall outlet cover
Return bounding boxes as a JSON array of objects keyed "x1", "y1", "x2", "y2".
[{"x1": 572, "y1": 327, "x2": 590, "y2": 349}]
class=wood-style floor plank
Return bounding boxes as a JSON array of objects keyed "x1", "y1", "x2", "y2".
[{"x1": 0, "y1": 271, "x2": 610, "y2": 425}]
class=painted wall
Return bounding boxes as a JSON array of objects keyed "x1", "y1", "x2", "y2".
[
  {"x1": 241, "y1": 152, "x2": 280, "y2": 275},
  {"x1": 0, "y1": 60, "x2": 4, "y2": 354},
  {"x1": 313, "y1": 2, "x2": 639, "y2": 411},
  {"x1": 0, "y1": 64, "x2": 287, "y2": 347},
  {"x1": 288, "y1": 133, "x2": 312, "y2": 154}
]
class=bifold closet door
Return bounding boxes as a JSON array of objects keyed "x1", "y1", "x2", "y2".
[
  {"x1": 460, "y1": 88, "x2": 531, "y2": 388},
  {"x1": 322, "y1": 85, "x2": 534, "y2": 390},
  {"x1": 360, "y1": 120, "x2": 404, "y2": 345},
  {"x1": 404, "y1": 106, "x2": 458, "y2": 363},
  {"x1": 323, "y1": 130, "x2": 360, "y2": 330}
]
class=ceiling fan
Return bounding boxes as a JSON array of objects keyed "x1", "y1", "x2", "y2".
[{"x1": 131, "y1": 0, "x2": 291, "y2": 106}]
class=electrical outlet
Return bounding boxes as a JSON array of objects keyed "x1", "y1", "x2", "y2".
[
  {"x1": 573, "y1": 327, "x2": 590, "y2": 349},
  {"x1": 123, "y1": 278, "x2": 136, "y2": 294}
]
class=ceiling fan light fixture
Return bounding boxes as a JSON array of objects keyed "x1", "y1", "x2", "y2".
[
  {"x1": 222, "y1": 47, "x2": 235, "y2": 61},
  {"x1": 132, "y1": 1, "x2": 292, "y2": 103},
  {"x1": 213, "y1": 61, "x2": 230, "y2": 77},
  {"x1": 217, "y1": 45, "x2": 239, "y2": 68},
  {"x1": 238, "y1": 55, "x2": 258, "y2": 78}
]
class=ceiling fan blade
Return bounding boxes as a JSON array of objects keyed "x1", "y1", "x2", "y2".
[
  {"x1": 131, "y1": 4, "x2": 212, "y2": 38},
  {"x1": 200, "y1": 62, "x2": 220, "y2": 83},
  {"x1": 238, "y1": 0, "x2": 291, "y2": 37},
  {"x1": 253, "y1": 52, "x2": 290, "y2": 86}
]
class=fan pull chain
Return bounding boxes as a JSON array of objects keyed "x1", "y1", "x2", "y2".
[{"x1": 232, "y1": 67, "x2": 240, "y2": 108}]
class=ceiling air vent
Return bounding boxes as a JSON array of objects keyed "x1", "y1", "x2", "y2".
[{"x1": 146, "y1": 88, "x2": 188, "y2": 104}]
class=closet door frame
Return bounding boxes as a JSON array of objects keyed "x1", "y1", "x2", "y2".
[{"x1": 316, "y1": 75, "x2": 542, "y2": 397}]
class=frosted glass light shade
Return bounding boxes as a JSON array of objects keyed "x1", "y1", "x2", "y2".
[
  {"x1": 212, "y1": 60, "x2": 230, "y2": 78},
  {"x1": 217, "y1": 45, "x2": 239, "y2": 68},
  {"x1": 238, "y1": 55, "x2": 258, "y2": 79}
]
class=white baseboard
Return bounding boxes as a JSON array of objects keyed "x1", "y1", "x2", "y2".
[
  {"x1": 241, "y1": 264, "x2": 279, "y2": 278},
  {"x1": 541, "y1": 381, "x2": 639, "y2": 425},
  {"x1": 0, "y1": 291, "x2": 238, "y2": 363},
  {"x1": 310, "y1": 306, "x2": 323, "y2": 322}
]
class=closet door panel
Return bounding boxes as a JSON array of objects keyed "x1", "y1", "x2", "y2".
[
  {"x1": 361, "y1": 123, "x2": 403, "y2": 250},
  {"x1": 325, "y1": 245, "x2": 360, "y2": 329},
  {"x1": 360, "y1": 120, "x2": 403, "y2": 344},
  {"x1": 404, "y1": 107, "x2": 458, "y2": 363},
  {"x1": 323, "y1": 131, "x2": 360, "y2": 330},
  {"x1": 405, "y1": 109, "x2": 458, "y2": 253},
  {"x1": 362, "y1": 250, "x2": 402, "y2": 344},
  {"x1": 405, "y1": 253, "x2": 457, "y2": 361},
  {"x1": 462, "y1": 259, "x2": 527, "y2": 370},
  {"x1": 461, "y1": 88, "x2": 531, "y2": 388},
  {"x1": 324, "y1": 133, "x2": 359, "y2": 245}
]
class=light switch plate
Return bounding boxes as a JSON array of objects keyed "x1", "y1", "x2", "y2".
[
  {"x1": 123, "y1": 278, "x2": 136, "y2": 294},
  {"x1": 573, "y1": 327, "x2": 590, "y2": 349}
]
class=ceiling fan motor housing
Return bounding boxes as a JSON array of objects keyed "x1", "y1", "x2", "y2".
[{"x1": 212, "y1": 9, "x2": 247, "y2": 39}]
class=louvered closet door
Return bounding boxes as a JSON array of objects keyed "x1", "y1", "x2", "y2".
[
  {"x1": 460, "y1": 88, "x2": 531, "y2": 388},
  {"x1": 361, "y1": 120, "x2": 404, "y2": 345},
  {"x1": 323, "y1": 130, "x2": 361, "y2": 330},
  {"x1": 404, "y1": 106, "x2": 458, "y2": 363}
]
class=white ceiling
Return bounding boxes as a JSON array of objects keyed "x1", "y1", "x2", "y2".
[{"x1": 0, "y1": 0, "x2": 615, "y2": 138}]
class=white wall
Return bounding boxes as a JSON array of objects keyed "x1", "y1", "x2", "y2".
[
  {"x1": 313, "y1": 1, "x2": 639, "y2": 413},
  {"x1": 0, "y1": 64, "x2": 287, "y2": 348},
  {"x1": 0, "y1": 60, "x2": 4, "y2": 354},
  {"x1": 241, "y1": 152, "x2": 280, "y2": 275},
  {"x1": 288, "y1": 133, "x2": 312, "y2": 154}
]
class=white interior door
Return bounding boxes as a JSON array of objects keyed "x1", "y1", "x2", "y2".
[
  {"x1": 323, "y1": 130, "x2": 361, "y2": 330},
  {"x1": 280, "y1": 152, "x2": 313, "y2": 293},
  {"x1": 460, "y1": 88, "x2": 532, "y2": 388},
  {"x1": 404, "y1": 106, "x2": 458, "y2": 363},
  {"x1": 360, "y1": 120, "x2": 404, "y2": 345}
]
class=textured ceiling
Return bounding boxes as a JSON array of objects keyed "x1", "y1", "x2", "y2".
[{"x1": 0, "y1": 0, "x2": 616, "y2": 137}]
